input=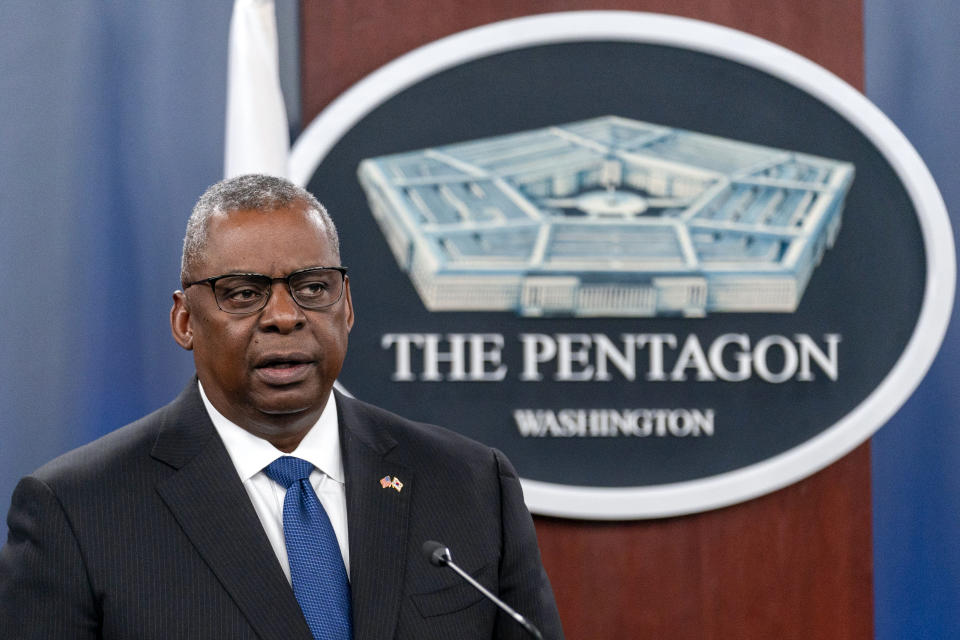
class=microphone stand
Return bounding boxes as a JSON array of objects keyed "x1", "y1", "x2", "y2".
[{"x1": 423, "y1": 540, "x2": 544, "y2": 640}]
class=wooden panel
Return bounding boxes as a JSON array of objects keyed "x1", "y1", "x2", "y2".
[
  {"x1": 535, "y1": 443, "x2": 872, "y2": 639},
  {"x1": 300, "y1": 2, "x2": 870, "y2": 638},
  {"x1": 301, "y1": 0, "x2": 862, "y2": 125}
]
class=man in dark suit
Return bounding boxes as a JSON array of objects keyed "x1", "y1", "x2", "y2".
[{"x1": 0, "y1": 175, "x2": 563, "y2": 639}]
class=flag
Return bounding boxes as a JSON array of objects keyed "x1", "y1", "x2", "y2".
[{"x1": 224, "y1": 0, "x2": 289, "y2": 178}]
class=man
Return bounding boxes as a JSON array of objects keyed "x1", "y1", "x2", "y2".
[{"x1": 0, "y1": 175, "x2": 563, "y2": 639}]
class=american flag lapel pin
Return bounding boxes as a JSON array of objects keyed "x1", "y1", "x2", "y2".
[{"x1": 379, "y1": 475, "x2": 393, "y2": 489}]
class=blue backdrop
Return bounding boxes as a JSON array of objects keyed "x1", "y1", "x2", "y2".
[
  {"x1": 866, "y1": 1, "x2": 960, "y2": 637},
  {"x1": 0, "y1": 2, "x2": 956, "y2": 636},
  {"x1": 0, "y1": 2, "x2": 228, "y2": 484}
]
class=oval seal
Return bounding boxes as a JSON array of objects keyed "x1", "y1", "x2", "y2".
[{"x1": 291, "y1": 12, "x2": 954, "y2": 519}]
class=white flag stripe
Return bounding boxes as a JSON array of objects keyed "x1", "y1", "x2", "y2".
[{"x1": 224, "y1": 0, "x2": 289, "y2": 178}]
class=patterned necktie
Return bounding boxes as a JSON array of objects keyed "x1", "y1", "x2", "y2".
[{"x1": 265, "y1": 456, "x2": 353, "y2": 640}]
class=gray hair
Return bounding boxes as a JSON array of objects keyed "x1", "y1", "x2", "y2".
[{"x1": 180, "y1": 174, "x2": 339, "y2": 283}]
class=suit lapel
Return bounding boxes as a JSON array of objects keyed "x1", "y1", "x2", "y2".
[
  {"x1": 151, "y1": 383, "x2": 312, "y2": 640},
  {"x1": 338, "y1": 392, "x2": 413, "y2": 640}
]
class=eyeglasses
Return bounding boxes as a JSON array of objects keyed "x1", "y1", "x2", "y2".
[{"x1": 183, "y1": 266, "x2": 348, "y2": 314}]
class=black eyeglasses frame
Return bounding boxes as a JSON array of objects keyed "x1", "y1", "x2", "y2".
[{"x1": 182, "y1": 266, "x2": 348, "y2": 314}]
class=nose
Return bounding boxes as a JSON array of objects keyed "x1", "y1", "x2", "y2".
[{"x1": 258, "y1": 282, "x2": 306, "y2": 333}]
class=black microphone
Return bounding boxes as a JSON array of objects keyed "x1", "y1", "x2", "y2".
[{"x1": 422, "y1": 540, "x2": 544, "y2": 640}]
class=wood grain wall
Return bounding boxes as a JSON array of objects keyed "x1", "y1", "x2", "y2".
[{"x1": 299, "y1": 2, "x2": 871, "y2": 638}]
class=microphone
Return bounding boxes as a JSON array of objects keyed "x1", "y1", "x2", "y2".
[{"x1": 422, "y1": 540, "x2": 544, "y2": 640}]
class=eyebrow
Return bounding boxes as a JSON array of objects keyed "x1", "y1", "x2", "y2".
[{"x1": 213, "y1": 265, "x2": 339, "y2": 277}]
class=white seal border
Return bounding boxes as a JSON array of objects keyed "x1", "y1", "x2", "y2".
[{"x1": 292, "y1": 11, "x2": 956, "y2": 519}]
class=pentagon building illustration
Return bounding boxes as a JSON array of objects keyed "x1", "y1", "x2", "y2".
[{"x1": 357, "y1": 116, "x2": 854, "y2": 317}]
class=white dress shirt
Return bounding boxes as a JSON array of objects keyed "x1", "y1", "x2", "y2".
[{"x1": 198, "y1": 381, "x2": 350, "y2": 582}]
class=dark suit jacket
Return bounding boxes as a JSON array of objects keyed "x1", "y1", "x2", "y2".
[{"x1": 0, "y1": 382, "x2": 563, "y2": 639}]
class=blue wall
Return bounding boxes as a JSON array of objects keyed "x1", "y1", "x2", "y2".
[
  {"x1": 0, "y1": 1, "x2": 230, "y2": 504},
  {"x1": 866, "y1": 1, "x2": 960, "y2": 637},
  {"x1": 0, "y1": 2, "x2": 957, "y2": 636}
]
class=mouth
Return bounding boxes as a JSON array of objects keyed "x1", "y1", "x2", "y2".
[{"x1": 254, "y1": 354, "x2": 316, "y2": 385}]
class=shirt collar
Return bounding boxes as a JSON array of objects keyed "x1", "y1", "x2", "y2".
[{"x1": 198, "y1": 380, "x2": 344, "y2": 484}]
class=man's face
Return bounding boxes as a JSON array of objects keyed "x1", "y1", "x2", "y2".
[{"x1": 171, "y1": 204, "x2": 353, "y2": 447}]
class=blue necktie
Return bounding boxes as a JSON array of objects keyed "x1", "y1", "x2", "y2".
[{"x1": 265, "y1": 456, "x2": 352, "y2": 640}]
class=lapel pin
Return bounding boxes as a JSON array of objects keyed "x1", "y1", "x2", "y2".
[{"x1": 378, "y1": 475, "x2": 404, "y2": 492}]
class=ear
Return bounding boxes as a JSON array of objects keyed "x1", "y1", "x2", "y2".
[
  {"x1": 170, "y1": 290, "x2": 194, "y2": 350},
  {"x1": 343, "y1": 276, "x2": 355, "y2": 332}
]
